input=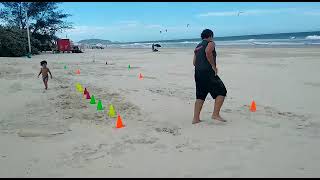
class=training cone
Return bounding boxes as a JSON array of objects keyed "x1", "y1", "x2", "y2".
[
  {"x1": 128, "y1": 64, "x2": 131, "y2": 70},
  {"x1": 90, "y1": 95, "x2": 96, "y2": 104},
  {"x1": 97, "y1": 100, "x2": 103, "y2": 111},
  {"x1": 108, "y1": 104, "x2": 116, "y2": 118},
  {"x1": 78, "y1": 85, "x2": 83, "y2": 93},
  {"x1": 76, "y1": 69, "x2": 80, "y2": 75},
  {"x1": 75, "y1": 83, "x2": 80, "y2": 92},
  {"x1": 139, "y1": 73, "x2": 143, "y2": 80},
  {"x1": 250, "y1": 100, "x2": 257, "y2": 112},
  {"x1": 86, "y1": 92, "x2": 91, "y2": 99},
  {"x1": 83, "y1": 88, "x2": 88, "y2": 98},
  {"x1": 116, "y1": 114, "x2": 125, "y2": 129},
  {"x1": 64, "y1": 65, "x2": 67, "y2": 69}
]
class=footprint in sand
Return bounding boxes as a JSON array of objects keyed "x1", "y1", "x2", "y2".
[
  {"x1": 17, "y1": 129, "x2": 65, "y2": 137},
  {"x1": 9, "y1": 82, "x2": 23, "y2": 93},
  {"x1": 123, "y1": 137, "x2": 159, "y2": 145},
  {"x1": 222, "y1": 108, "x2": 232, "y2": 113},
  {"x1": 304, "y1": 82, "x2": 320, "y2": 87},
  {"x1": 155, "y1": 127, "x2": 181, "y2": 136}
]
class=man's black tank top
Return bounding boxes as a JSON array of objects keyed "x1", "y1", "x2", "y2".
[{"x1": 194, "y1": 40, "x2": 216, "y2": 71}]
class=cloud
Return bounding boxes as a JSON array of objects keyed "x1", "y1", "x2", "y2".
[
  {"x1": 118, "y1": 20, "x2": 139, "y2": 24},
  {"x1": 57, "y1": 23, "x2": 201, "y2": 42},
  {"x1": 65, "y1": 26, "x2": 110, "y2": 34},
  {"x1": 198, "y1": 11, "x2": 238, "y2": 17},
  {"x1": 198, "y1": 8, "x2": 296, "y2": 17},
  {"x1": 118, "y1": 20, "x2": 139, "y2": 27},
  {"x1": 304, "y1": 11, "x2": 320, "y2": 16},
  {"x1": 145, "y1": 24, "x2": 163, "y2": 29}
]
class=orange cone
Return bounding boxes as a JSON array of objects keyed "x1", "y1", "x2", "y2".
[
  {"x1": 250, "y1": 100, "x2": 256, "y2": 112},
  {"x1": 139, "y1": 73, "x2": 143, "y2": 80},
  {"x1": 76, "y1": 69, "x2": 80, "y2": 75},
  {"x1": 116, "y1": 114, "x2": 125, "y2": 128}
]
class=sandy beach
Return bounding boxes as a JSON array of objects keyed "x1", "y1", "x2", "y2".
[{"x1": 0, "y1": 47, "x2": 320, "y2": 177}]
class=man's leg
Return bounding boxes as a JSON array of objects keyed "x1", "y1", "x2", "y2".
[
  {"x1": 193, "y1": 99, "x2": 205, "y2": 124},
  {"x1": 212, "y1": 95, "x2": 226, "y2": 122}
]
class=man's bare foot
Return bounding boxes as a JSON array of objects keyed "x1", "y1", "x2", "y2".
[
  {"x1": 192, "y1": 119, "x2": 202, "y2": 124},
  {"x1": 212, "y1": 115, "x2": 227, "y2": 122}
]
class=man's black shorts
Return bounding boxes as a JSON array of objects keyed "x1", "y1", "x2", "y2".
[{"x1": 194, "y1": 69, "x2": 227, "y2": 100}]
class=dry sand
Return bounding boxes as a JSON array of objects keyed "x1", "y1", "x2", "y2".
[{"x1": 0, "y1": 47, "x2": 320, "y2": 177}]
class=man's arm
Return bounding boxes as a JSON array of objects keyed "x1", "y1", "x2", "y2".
[
  {"x1": 205, "y1": 42, "x2": 218, "y2": 75},
  {"x1": 193, "y1": 54, "x2": 196, "y2": 66},
  {"x1": 48, "y1": 69, "x2": 53, "y2": 79}
]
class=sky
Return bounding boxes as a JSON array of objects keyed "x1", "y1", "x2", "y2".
[{"x1": 54, "y1": 2, "x2": 320, "y2": 42}]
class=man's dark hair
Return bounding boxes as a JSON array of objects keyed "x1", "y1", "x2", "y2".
[
  {"x1": 201, "y1": 29, "x2": 214, "y2": 39},
  {"x1": 40, "y1": 60, "x2": 47, "y2": 66}
]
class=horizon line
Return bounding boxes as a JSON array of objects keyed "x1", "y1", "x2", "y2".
[{"x1": 76, "y1": 30, "x2": 320, "y2": 44}]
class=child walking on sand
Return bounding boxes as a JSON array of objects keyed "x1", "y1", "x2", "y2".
[{"x1": 38, "y1": 60, "x2": 52, "y2": 90}]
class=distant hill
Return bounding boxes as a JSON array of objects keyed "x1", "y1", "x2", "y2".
[
  {"x1": 78, "y1": 39, "x2": 113, "y2": 45},
  {"x1": 77, "y1": 30, "x2": 320, "y2": 45}
]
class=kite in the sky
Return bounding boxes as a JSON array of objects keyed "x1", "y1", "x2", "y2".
[{"x1": 237, "y1": 11, "x2": 244, "y2": 16}]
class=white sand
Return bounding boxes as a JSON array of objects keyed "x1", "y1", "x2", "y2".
[{"x1": 0, "y1": 47, "x2": 320, "y2": 177}]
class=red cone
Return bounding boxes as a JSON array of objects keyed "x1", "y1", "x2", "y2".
[
  {"x1": 116, "y1": 114, "x2": 125, "y2": 129},
  {"x1": 84, "y1": 88, "x2": 88, "y2": 95},
  {"x1": 86, "y1": 92, "x2": 91, "y2": 99}
]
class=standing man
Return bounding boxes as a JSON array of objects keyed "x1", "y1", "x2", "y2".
[{"x1": 192, "y1": 29, "x2": 227, "y2": 124}]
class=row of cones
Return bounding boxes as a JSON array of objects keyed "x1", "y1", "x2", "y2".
[
  {"x1": 71, "y1": 65, "x2": 141, "y2": 128},
  {"x1": 71, "y1": 65, "x2": 142, "y2": 80},
  {"x1": 77, "y1": 84, "x2": 124, "y2": 128},
  {"x1": 127, "y1": 63, "x2": 143, "y2": 79},
  {"x1": 76, "y1": 67, "x2": 142, "y2": 80}
]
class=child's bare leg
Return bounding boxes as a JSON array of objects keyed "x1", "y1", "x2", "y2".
[
  {"x1": 44, "y1": 79, "x2": 48, "y2": 90},
  {"x1": 212, "y1": 95, "x2": 226, "y2": 122}
]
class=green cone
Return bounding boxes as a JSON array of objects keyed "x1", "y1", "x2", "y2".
[
  {"x1": 64, "y1": 65, "x2": 67, "y2": 69},
  {"x1": 97, "y1": 100, "x2": 103, "y2": 110},
  {"x1": 128, "y1": 64, "x2": 131, "y2": 70},
  {"x1": 90, "y1": 95, "x2": 96, "y2": 104}
]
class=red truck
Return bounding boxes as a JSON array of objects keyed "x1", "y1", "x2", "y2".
[{"x1": 57, "y1": 39, "x2": 71, "y2": 53}]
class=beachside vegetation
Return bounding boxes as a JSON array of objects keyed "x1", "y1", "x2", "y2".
[{"x1": 0, "y1": 2, "x2": 72, "y2": 57}]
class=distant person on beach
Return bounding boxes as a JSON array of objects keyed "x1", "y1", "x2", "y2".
[
  {"x1": 37, "y1": 60, "x2": 52, "y2": 90},
  {"x1": 152, "y1": 43, "x2": 158, "y2": 52},
  {"x1": 192, "y1": 29, "x2": 227, "y2": 124}
]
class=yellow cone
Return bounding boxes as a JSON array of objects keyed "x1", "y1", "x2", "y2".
[
  {"x1": 108, "y1": 104, "x2": 116, "y2": 118},
  {"x1": 78, "y1": 85, "x2": 83, "y2": 93},
  {"x1": 75, "y1": 83, "x2": 81, "y2": 92}
]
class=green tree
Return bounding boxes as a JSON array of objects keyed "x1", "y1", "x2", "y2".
[
  {"x1": 0, "y1": 26, "x2": 40, "y2": 57},
  {"x1": 0, "y1": 2, "x2": 72, "y2": 52}
]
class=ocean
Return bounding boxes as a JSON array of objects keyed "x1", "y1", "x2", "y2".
[{"x1": 106, "y1": 31, "x2": 320, "y2": 49}]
